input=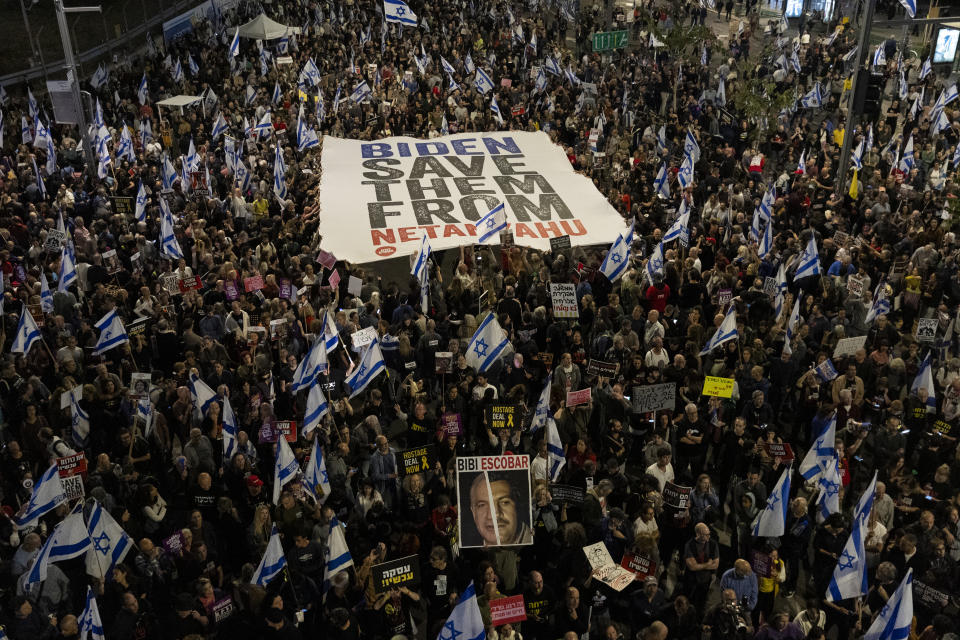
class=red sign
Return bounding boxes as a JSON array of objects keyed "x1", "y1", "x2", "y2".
[
  {"x1": 489, "y1": 595, "x2": 527, "y2": 625},
  {"x1": 511, "y1": 105, "x2": 526, "y2": 116},
  {"x1": 621, "y1": 552, "x2": 657, "y2": 581},
  {"x1": 244, "y1": 275, "x2": 264, "y2": 292},
  {"x1": 328, "y1": 269, "x2": 341, "y2": 289},
  {"x1": 274, "y1": 420, "x2": 298, "y2": 443},
  {"x1": 57, "y1": 452, "x2": 88, "y2": 478},
  {"x1": 763, "y1": 442, "x2": 795, "y2": 462},
  {"x1": 178, "y1": 275, "x2": 202, "y2": 292},
  {"x1": 566, "y1": 388, "x2": 592, "y2": 407}
]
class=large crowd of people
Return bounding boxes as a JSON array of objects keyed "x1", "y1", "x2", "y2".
[{"x1": 0, "y1": 0, "x2": 959, "y2": 638}]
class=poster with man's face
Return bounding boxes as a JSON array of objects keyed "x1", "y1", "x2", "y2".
[{"x1": 456, "y1": 456, "x2": 533, "y2": 548}]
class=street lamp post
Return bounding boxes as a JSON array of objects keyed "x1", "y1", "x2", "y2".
[
  {"x1": 53, "y1": 0, "x2": 102, "y2": 173},
  {"x1": 18, "y1": 0, "x2": 41, "y2": 66}
]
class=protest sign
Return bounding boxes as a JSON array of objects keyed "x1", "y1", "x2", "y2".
[
  {"x1": 372, "y1": 555, "x2": 421, "y2": 593},
  {"x1": 44, "y1": 229, "x2": 66, "y2": 253},
  {"x1": 566, "y1": 388, "x2": 591, "y2": 407},
  {"x1": 212, "y1": 597, "x2": 235, "y2": 623},
  {"x1": 244, "y1": 275, "x2": 264, "y2": 292},
  {"x1": 621, "y1": 551, "x2": 657, "y2": 581},
  {"x1": 584, "y1": 542, "x2": 635, "y2": 591},
  {"x1": 456, "y1": 456, "x2": 533, "y2": 548},
  {"x1": 833, "y1": 336, "x2": 867, "y2": 358},
  {"x1": 550, "y1": 235, "x2": 572, "y2": 251},
  {"x1": 396, "y1": 445, "x2": 437, "y2": 476},
  {"x1": 224, "y1": 280, "x2": 239, "y2": 300},
  {"x1": 441, "y1": 412, "x2": 462, "y2": 436},
  {"x1": 328, "y1": 269, "x2": 341, "y2": 289},
  {"x1": 57, "y1": 452, "x2": 87, "y2": 500},
  {"x1": 916, "y1": 318, "x2": 938, "y2": 342},
  {"x1": 490, "y1": 596, "x2": 528, "y2": 624},
  {"x1": 317, "y1": 250, "x2": 337, "y2": 269},
  {"x1": 102, "y1": 250, "x2": 122, "y2": 274},
  {"x1": 586, "y1": 359, "x2": 618, "y2": 377},
  {"x1": 318, "y1": 132, "x2": 626, "y2": 262},
  {"x1": 178, "y1": 275, "x2": 202, "y2": 292},
  {"x1": 550, "y1": 283, "x2": 579, "y2": 318},
  {"x1": 347, "y1": 275, "x2": 363, "y2": 296},
  {"x1": 762, "y1": 442, "x2": 795, "y2": 461},
  {"x1": 662, "y1": 482, "x2": 692, "y2": 509},
  {"x1": 435, "y1": 351, "x2": 453, "y2": 374},
  {"x1": 486, "y1": 404, "x2": 523, "y2": 430},
  {"x1": 702, "y1": 376, "x2": 734, "y2": 398},
  {"x1": 111, "y1": 196, "x2": 134, "y2": 215},
  {"x1": 631, "y1": 382, "x2": 676, "y2": 413},
  {"x1": 847, "y1": 275, "x2": 865, "y2": 297},
  {"x1": 549, "y1": 484, "x2": 586, "y2": 505},
  {"x1": 351, "y1": 326, "x2": 378, "y2": 350}
]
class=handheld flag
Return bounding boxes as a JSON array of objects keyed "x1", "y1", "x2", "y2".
[
  {"x1": 437, "y1": 581, "x2": 485, "y2": 640},
  {"x1": 529, "y1": 374, "x2": 553, "y2": 433},
  {"x1": 303, "y1": 384, "x2": 330, "y2": 433},
  {"x1": 304, "y1": 437, "x2": 331, "y2": 501},
  {"x1": 24, "y1": 505, "x2": 90, "y2": 585},
  {"x1": 911, "y1": 352, "x2": 937, "y2": 412},
  {"x1": 794, "y1": 234, "x2": 822, "y2": 279},
  {"x1": 863, "y1": 569, "x2": 913, "y2": 640},
  {"x1": 273, "y1": 436, "x2": 299, "y2": 504},
  {"x1": 251, "y1": 525, "x2": 287, "y2": 585},
  {"x1": 222, "y1": 396, "x2": 239, "y2": 460},
  {"x1": 85, "y1": 499, "x2": 133, "y2": 577},
  {"x1": 78, "y1": 585, "x2": 105, "y2": 640},
  {"x1": 322, "y1": 519, "x2": 354, "y2": 591},
  {"x1": 753, "y1": 466, "x2": 791, "y2": 537},
  {"x1": 345, "y1": 337, "x2": 387, "y2": 398},
  {"x1": 93, "y1": 309, "x2": 129, "y2": 355},
  {"x1": 384, "y1": 0, "x2": 417, "y2": 25},
  {"x1": 699, "y1": 305, "x2": 738, "y2": 355},
  {"x1": 465, "y1": 312, "x2": 513, "y2": 373},
  {"x1": 476, "y1": 202, "x2": 507, "y2": 243},
  {"x1": 546, "y1": 417, "x2": 565, "y2": 482},
  {"x1": 826, "y1": 516, "x2": 868, "y2": 601},
  {"x1": 11, "y1": 307, "x2": 43, "y2": 354},
  {"x1": 799, "y1": 412, "x2": 837, "y2": 481}
]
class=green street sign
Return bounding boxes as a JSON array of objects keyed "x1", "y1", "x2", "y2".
[{"x1": 592, "y1": 30, "x2": 629, "y2": 52}]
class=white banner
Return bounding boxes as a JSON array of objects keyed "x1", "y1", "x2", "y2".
[{"x1": 318, "y1": 131, "x2": 625, "y2": 262}]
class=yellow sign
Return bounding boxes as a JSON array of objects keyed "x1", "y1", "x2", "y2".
[{"x1": 702, "y1": 376, "x2": 734, "y2": 398}]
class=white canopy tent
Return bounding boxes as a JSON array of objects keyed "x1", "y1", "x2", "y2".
[
  {"x1": 231, "y1": 14, "x2": 301, "y2": 40},
  {"x1": 156, "y1": 95, "x2": 203, "y2": 122}
]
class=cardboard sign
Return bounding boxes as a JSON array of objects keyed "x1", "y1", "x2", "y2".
[
  {"x1": 45, "y1": 229, "x2": 67, "y2": 253},
  {"x1": 129, "y1": 372, "x2": 152, "y2": 398},
  {"x1": 631, "y1": 382, "x2": 676, "y2": 413},
  {"x1": 586, "y1": 359, "x2": 618, "y2": 377},
  {"x1": 487, "y1": 404, "x2": 522, "y2": 430},
  {"x1": 916, "y1": 318, "x2": 938, "y2": 343},
  {"x1": 549, "y1": 484, "x2": 585, "y2": 505},
  {"x1": 328, "y1": 269, "x2": 341, "y2": 289},
  {"x1": 273, "y1": 420, "x2": 297, "y2": 443},
  {"x1": 441, "y1": 412, "x2": 462, "y2": 436},
  {"x1": 702, "y1": 376, "x2": 734, "y2": 398},
  {"x1": 762, "y1": 442, "x2": 795, "y2": 461},
  {"x1": 550, "y1": 283, "x2": 579, "y2": 319},
  {"x1": 662, "y1": 482, "x2": 692, "y2": 509},
  {"x1": 224, "y1": 280, "x2": 239, "y2": 300},
  {"x1": 351, "y1": 326, "x2": 378, "y2": 350},
  {"x1": 566, "y1": 388, "x2": 592, "y2": 407},
  {"x1": 244, "y1": 275, "x2": 264, "y2": 292},
  {"x1": 490, "y1": 595, "x2": 528, "y2": 624},
  {"x1": 212, "y1": 597, "x2": 235, "y2": 622},
  {"x1": 372, "y1": 555, "x2": 421, "y2": 593},
  {"x1": 913, "y1": 580, "x2": 951, "y2": 609},
  {"x1": 396, "y1": 445, "x2": 437, "y2": 476},
  {"x1": 317, "y1": 250, "x2": 337, "y2": 269},
  {"x1": 434, "y1": 351, "x2": 453, "y2": 374},
  {"x1": 584, "y1": 542, "x2": 636, "y2": 592},
  {"x1": 834, "y1": 230, "x2": 850, "y2": 246},
  {"x1": 847, "y1": 275, "x2": 865, "y2": 297},
  {"x1": 112, "y1": 196, "x2": 134, "y2": 215},
  {"x1": 833, "y1": 335, "x2": 867, "y2": 358},
  {"x1": 178, "y1": 275, "x2": 202, "y2": 292},
  {"x1": 621, "y1": 551, "x2": 657, "y2": 581},
  {"x1": 60, "y1": 385, "x2": 83, "y2": 410},
  {"x1": 101, "y1": 249, "x2": 122, "y2": 275},
  {"x1": 347, "y1": 275, "x2": 363, "y2": 296},
  {"x1": 550, "y1": 235, "x2": 572, "y2": 252}
]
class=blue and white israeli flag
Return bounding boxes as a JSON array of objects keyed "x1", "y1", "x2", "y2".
[
  {"x1": 699, "y1": 305, "x2": 738, "y2": 355},
  {"x1": 384, "y1": 0, "x2": 418, "y2": 25},
  {"x1": 251, "y1": 525, "x2": 287, "y2": 585},
  {"x1": 465, "y1": 313, "x2": 513, "y2": 373}
]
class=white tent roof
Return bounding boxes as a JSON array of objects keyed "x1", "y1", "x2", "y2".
[{"x1": 232, "y1": 14, "x2": 301, "y2": 40}]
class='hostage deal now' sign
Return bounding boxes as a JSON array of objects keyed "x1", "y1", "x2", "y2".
[{"x1": 319, "y1": 132, "x2": 626, "y2": 262}]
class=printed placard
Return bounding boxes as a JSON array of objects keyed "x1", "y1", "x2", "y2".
[
  {"x1": 490, "y1": 595, "x2": 528, "y2": 625},
  {"x1": 60, "y1": 475, "x2": 85, "y2": 500},
  {"x1": 328, "y1": 269, "x2": 341, "y2": 289},
  {"x1": 162, "y1": 531, "x2": 185, "y2": 555},
  {"x1": 763, "y1": 276, "x2": 778, "y2": 298},
  {"x1": 396, "y1": 445, "x2": 437, "y2": 476},
  {"x1": 550, "y1": 235, "x2": 572, "y2": 252},
  {"x1": 486, "y1": 404, "x2": 523, "y2": 430},
  {"x1": 621, "y1": 551, "x2": 657, "y2": 581},
  {"x1": 161, "y1": 273, "x2": 181, "y2": 295},
  {"x1": 916, "y1": 318, "x2": 938, "y2": 343},
  {"x1": 749, "y1": 549, "x2": 772, "y2": 578},
  {"x1": 435, "y1": 351, "x2": 453, "y2": 374},
  {"x1": 45, "y1": 229, "x2": 67, "y2": 253},
  {"x1": 102, "y1": 249, "x2": 122, "y2": 274},
  {"x1": 550, "y1": 283, "x2": 579, "y2": 318},
  {"x1": 913, "y1": 580, "x2": 950, "y2": 609},
  {"x1": 372, "y1": 555, "x2": 421, "y2": 593},
  {"x1": 129, "y1": 372, "x2": 153, "y2": 398},
  {"x1": 112, "y1": 196, "x2": 134, "y2": 215},
  {"x1": 127, "y1": 317, "x2": 150, "y2": 337},
  {"x1": 244, "y1": 275, "x2": 264, "y2": 292},
  {"x1": 212, "y1": 597, "x2": 235, "y2": 622},
  {"x1": 717, "y1": 288, "x2": 733, "y2": 307},
  {"x1": 178, "y1": 275, "x2": 203, "y2": 292},
  {"x1": 549, "y1": 484, "x2": 585, "y2": 505},
  {"x1": 931, "y1": 418, "x2": 953, "y2": 437},
  {"x1": 702, "y1": 376, "x2": 734, "y2": 398},
  {"x1": 442, "y1": 412, "x2": 463, "y2": 436},
  {"x1": 278, "y1": 278, "x2": 292, "y2": 300},
  {"x1": 317, "y1": 250, "x2": 337, "y2": 269},
  {"x1": 566, "y1": 388, "x2": 592, "y2": 407},
  {"x1": 584, "y1": 542, "x2": 636, "y2": 591},
  {"x1": 455, "y1": 455, "x2": 533, "y2": 548},
  {"x1": 60, "y1": 385, "x2": 83, "y2": 410},
  {"x1": 273, "y1": 420, "x2": 297, "y2": 443},
  {"x1": 662, "y1": 482, "x2": 692, "y2": 509},
  {"x1": 762, "y1": 442, "x2": 795, "y2": 461},
  {"x1": 57, "y1": 452, "x2": 88, "y2": 478},
  {"x1": 28, "y1": 304, "x2": 45, "y2": 326},
  {"x1": 631, "y1": 382, "x2": 676, "y2": 413},
  {"x1": 224, "y1": 280, "x2": 239, "y2": 300},
  {"x1": 833, "y1": 335, "x2": 867, "y2": 358},
  {"x1": 586, "y1": 359, "x2": 618, "y2": 377}
]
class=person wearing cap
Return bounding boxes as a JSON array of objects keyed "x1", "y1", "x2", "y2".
[{"x1": 630, "y1": 575, "x2": 667, "y2": 632}]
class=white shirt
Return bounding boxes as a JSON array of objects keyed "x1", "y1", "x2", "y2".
[
  {"x1": 645, "y1": 462, "x2": 674, "y2": 491},
  {"x1": 633, "y1": 515, "x2": 659, "y2": 539}
]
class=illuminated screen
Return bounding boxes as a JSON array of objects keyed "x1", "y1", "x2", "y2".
[{"x1": 934, "y1": 28, "x2": 959, "y2": 64}]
